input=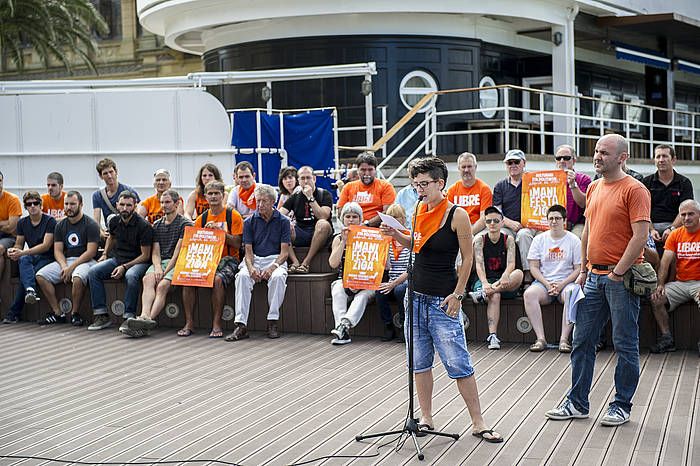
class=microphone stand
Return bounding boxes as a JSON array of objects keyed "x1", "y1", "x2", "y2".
[{"x1": 355, "y1": 195, "x2": 459, "y2": 461}]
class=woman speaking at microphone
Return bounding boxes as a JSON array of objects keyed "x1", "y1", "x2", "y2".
[{"x1": 381, "y1": 156, "x2": 503, "y2": 444}]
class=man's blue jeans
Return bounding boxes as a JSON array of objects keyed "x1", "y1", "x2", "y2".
[
  {"x1": 568, "y1": 273, "x2": 640, "y2": 414},
  {"x1": 88, "y1": 258, "x2": 149, "y2": 317},
  {"x1": 8, "y1": 255, "x2": 52, "y2": 318},
  {"x1": 375, "y1": 282, "x2": 407, "y2": 325}
]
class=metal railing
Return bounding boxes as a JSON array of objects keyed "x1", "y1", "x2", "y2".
[{"x1": 371, "y1": 85, "x2": 700, "y2": 181}]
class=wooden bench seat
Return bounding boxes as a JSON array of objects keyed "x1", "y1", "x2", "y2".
[{"x1": 5, "y1": 253, "x2": 698, "y2": 349}]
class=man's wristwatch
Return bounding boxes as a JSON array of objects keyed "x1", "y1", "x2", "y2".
[{"x1": 454, "y1": 293, "x2": 464, "y2": 302}]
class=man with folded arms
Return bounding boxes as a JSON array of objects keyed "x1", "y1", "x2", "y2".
[{"x1": 227, "y1": 184, "x2": 290, "y2": 341}]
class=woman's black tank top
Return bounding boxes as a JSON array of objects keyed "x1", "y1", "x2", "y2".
[{"x1": 413, "y1": 205, "x2": 459, "y2": 297}]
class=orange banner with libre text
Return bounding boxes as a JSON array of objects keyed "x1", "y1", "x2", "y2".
[
  {"x1": 521, "y1": 170, "x2": 568, "y2": 231},
  {"x1": 172, "y1": 226, "x2": 226, "y2": 288},
  {"x1": 342, "y1": 225, "x2": 390, "y2": 290}
]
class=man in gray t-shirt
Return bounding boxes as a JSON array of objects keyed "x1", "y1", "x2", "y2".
[{"x1": 120, "y1": 190, "x2": 192, "y2": 338}]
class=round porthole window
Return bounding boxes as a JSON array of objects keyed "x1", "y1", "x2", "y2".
[
  {"x1": 399, "y1": 70, "x2": 438, "y2": 113},
  {"x1": 479, "y1": 76, "x2": 498, "y2": 118}
]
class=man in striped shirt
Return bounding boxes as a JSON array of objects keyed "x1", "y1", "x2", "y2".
[{"x1": 120, "y1": 189, "x2": 192, "y2": 337}]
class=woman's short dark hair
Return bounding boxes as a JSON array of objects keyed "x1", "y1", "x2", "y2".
[
  {"x1": 547, "y1": 204, "x2": 567, "y2": 218},
  {"x1": 277, "y1": 166, "x2": 299, "y2": 195},
  {"x1": 407, "y1": 156, "x2": 448, "y2": 182}
]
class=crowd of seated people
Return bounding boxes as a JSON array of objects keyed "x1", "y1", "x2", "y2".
[{"x1": 0, "y1": 142, "x2": 697, "y2": 353}]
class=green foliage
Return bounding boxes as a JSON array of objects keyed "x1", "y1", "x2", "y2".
[{"x1": 0, "y1": 0, "x2": 109, "y2": 74}]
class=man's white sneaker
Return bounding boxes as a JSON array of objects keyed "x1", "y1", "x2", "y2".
[
  {"x1": 600, "y1": 405, "x2": 630, "y2": 426},
  {"x1": 545, "y1": 399, "x2": 589, "y2": 420},
  {"x1": 487, "y1": 334, "x2": 501, "y2": 350}
]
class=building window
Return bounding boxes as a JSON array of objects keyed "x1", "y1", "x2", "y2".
[
  {"x1": 675, "y1": 103, "x2": 691, "y2": 139},
  {"x1": 399, "y1": 70, "x2": 438, "y2": 113},
  {"x1": 479, "y1": 76, "x2": 498, "y2": 119},
  {"x1": 92, "y1": 0, "x2": 122, "y2": 40}
]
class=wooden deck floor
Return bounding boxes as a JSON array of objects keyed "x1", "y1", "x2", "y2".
[{"x1": 0, "y1": 323, "x2": 698, "y2": 466}]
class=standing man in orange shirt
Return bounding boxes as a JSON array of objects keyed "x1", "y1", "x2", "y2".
[
  {"x1": 0, "y1": 171, "x2": 22, "y2": 282},
  {"x1": 650, "y1": 199, "x2": 700, "y2": 354},
  {"x1": 446, "y1": 152, "x2": 492, "y2": 235},
  {"x1": 42, "y1": 172, "x2": 66, "y2": 220},
  {"x1": 337, "y1": 152, "x2": 396, "y2": 227},
  {"x1": 137, "y1": 169, "x2": 184, "y2": 223},
  {"x1": 546, "y1": 134, "x2": 650, "y2": 427}
]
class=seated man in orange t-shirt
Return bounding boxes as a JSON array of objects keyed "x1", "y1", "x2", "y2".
[
  {"x1": 446, "y1": 152, "x2": 492, "y2": 235},
  {"x1": 0, "y1": 171, "x2": 22, "y2": 282},
  {"x1": 137, "y1": 169, "x2": 184, "y2": 223},
  {"x1": 42, "y1": 172, "x2": 66, "y2": 220},
  {"x1": 180, "y1": 180, "x2": 243, "y2": 338},
  {"x1": 337, "y1": 152, "x2": 396, "y2": 227},
  {"x1": 650, "y1": 199, "x2": 700, "y2": 354}
]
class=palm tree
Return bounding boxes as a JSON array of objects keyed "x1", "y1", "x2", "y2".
[{"x1": 0, "y1": 0, "x2": 108, "y2": 74}]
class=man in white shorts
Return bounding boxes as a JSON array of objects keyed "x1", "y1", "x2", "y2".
[{"x1": 36, "y1": 191, "x2": 100, "y2": 326}]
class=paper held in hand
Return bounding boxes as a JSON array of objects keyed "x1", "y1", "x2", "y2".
[{"x1": 378, "y1": 212, "x2": 406, "y2": 230}]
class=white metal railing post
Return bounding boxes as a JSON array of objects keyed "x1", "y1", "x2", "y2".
[
  {"x1": 333, "y1": 109, "x2": 340, "y2": 173},
  {"x1": 255, "y1": 110, "x2": 263, "y2": 182},
  {"x1": 693, "y1": 114, "x2": 697, "y2": 161},
  {"x1": 431, "y1": 105, "x2": 437, "y2": 155},
  {"x1": 424, "y1": 111, "x2": 430, "y2": 155},
  {"x1": 504, "y1": 88, "x2": 510, "y2": 152},
  {"x1": 539, "y1": 93, "x2": 545, "y2": 154},
  {"x1": 649, "y1": 108, "x2": 654, "y2": 159},
  {"x1": 671, "y1": 108, "x2": 676, "y2": 147},
  {"x1": 381, "y1": 106, "x2": 387, "y2": 158},
  {"x1": 266, "y1": 80, "x2": 273, "y2": 114},
  {"x1": 575, "y1": 95, "x2": 581, "y2": 156},
  {"x1": 279, "y1": 110, "x2": 286, "y2": 166},
  {"x1": 364, "y1": 74, "x2": 374, "y2": 150}
]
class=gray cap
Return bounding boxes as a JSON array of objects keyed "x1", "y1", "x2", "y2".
[{"x1": 503, "y1": 149, "x2": 526, "y2": 162}]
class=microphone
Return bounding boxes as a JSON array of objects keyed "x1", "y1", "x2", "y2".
[{"x1": 418, "y1": 195, "x2": 425, "y2": 201}]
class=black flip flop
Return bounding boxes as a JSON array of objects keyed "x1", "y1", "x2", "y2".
[
  {"x1": 472, "y1": 429, "x2": 504, "y2": 443},
  {"x1": 416, "y1": 423, "x2": 433, "y2": 438}
]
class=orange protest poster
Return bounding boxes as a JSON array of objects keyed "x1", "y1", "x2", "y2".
[
  {"x1": 342, "y1": 225, "x2": 390, "y2": 290},
  {"x1": 521, "y1": 170, "x2": 568, "y2": 231},
  {"x1": 172, "y1": 226, "x2": 226, "y2": 287}
]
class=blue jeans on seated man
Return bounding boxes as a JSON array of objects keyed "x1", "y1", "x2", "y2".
[
  {"x1": 8, "y1": 255, "x2": 53, "y2": 319},
  {"x1": 88, "y1": 258, "x2": 149, "y2": 317},
  {"x1": 568, "y1": 273, "x2": 640, "y2": 415},
  {"x1": 375, "y1": 281, "x2": 407, "y2": 325}
]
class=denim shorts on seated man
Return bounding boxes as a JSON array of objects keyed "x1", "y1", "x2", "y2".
[
  {"x1": 36, "y1": 257, "x2": 97, "y2": 284},
  {"x1": 405, "y1": 291, "x2": 474, "y2": 379}
]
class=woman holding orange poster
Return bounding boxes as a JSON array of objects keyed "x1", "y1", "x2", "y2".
[
  {"x1": 328, "y1": 202, "x2": 385, "y2": 345},
  {"x1": 381, "y1": 156, "x2": 503, "y2": 443}
]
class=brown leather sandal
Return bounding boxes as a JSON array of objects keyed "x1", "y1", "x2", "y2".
[
  {"x1": 559, "y1": 340, "x2": 572, "y2": 353},
  {"x1": 529, "y1": 339, "x2": 547, "y2": 352}
]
